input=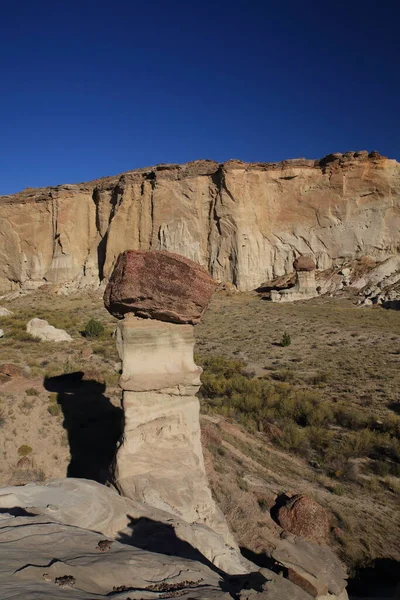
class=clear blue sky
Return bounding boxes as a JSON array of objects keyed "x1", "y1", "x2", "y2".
[{"x1": 1, "y1": 0, "x2": 399, "y2": 195}]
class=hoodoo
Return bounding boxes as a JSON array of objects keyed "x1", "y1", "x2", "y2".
[{"x1": 104, "y1": 249, "x2": 245, "y2": 570}]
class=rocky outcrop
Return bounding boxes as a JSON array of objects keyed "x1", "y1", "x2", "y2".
[
  {"x1": 0, "y1": 478, "x2": 348, "y2": 599},
  {"x1": 271, "y1": 256, "x2": 318, "y2": 302},
  {"x1": 0, "y1": 151, "x2": 399, "y2": 293}
]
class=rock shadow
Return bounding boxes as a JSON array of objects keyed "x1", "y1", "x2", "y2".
[
  {"x1": 117, "y1": 515, "x2": 223, "y2": 573},
  {"x1": 117, "y1": 516, "x2": 268, "y2": 596},
  {"x1": 44, "y1": 372, "x2": 123, "y2": 484}
]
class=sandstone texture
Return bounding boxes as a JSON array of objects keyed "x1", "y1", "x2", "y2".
[
  {"x1": 0, "y1": 151, "x2": 398, "y2": 293},
  {"x1": 26, "y1": 317, "x2": 72, "y2": 342},
  {"x1": 0, "y1": 478, "x2": 348, "y2": 600},
  {"x1": 104, "y1": 250, "x2": 216, "y2": 323}
]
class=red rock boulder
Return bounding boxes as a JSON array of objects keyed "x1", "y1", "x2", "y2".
[
  {"x1": 276, "y1": 494, "x2": 330, "y2": 542},
  {"x1": 104, "y1": 250, "x2": 217, "y2": 324},
  {"x1": 293, "y1": 256, "x2": 316, "y2": 272}
]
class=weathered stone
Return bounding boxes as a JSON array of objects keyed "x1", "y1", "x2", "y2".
[
  {"x1": 293, "y1": 256, "x2": 316, "y2": 272},
  {"x1": 104, "y1": 250, "x2": 216, "y2": 323},
  {"x1": 116, "y1": 315, "x2": 201, "y2": 392},
  {"x1": 0, "y1": 152, "x2": 398, "y2": 294},
  {"x1": 0, "y1": 363, "x2": 24, "y2": 384},
  {"x1": 276, "y1": 494, "x2": 330, "y2": 542},
  {"x1": 0, "y1": 308, "x2": 12, "y2": 317},
  {"x1": 26, "y1": 318, "x2": 72, "y2": 342},
  {"x1": 271, "y1": 271, "x2": 318, "y2": 302}
]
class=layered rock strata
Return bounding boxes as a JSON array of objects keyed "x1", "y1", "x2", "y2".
[
  {"x1": 0, "y1": 151, "x2": 399, "y2": 293},
  {"x1": 105, "y1": 251, "x2": 245, "y2": 573}
]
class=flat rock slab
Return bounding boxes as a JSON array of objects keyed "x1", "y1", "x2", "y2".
[{"x1": 104, "y1": 250, "x2": 217, "y2": 324}]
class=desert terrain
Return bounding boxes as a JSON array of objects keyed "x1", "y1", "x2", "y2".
[{"x1": 0, "y1": 285, "x2": 398, "y2": 596}]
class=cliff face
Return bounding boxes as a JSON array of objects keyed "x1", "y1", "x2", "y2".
[{"x1": 0, "y1": 150, "x2": 399, "y2": 292}]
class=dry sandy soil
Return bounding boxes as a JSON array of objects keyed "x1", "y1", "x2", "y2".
[{"x1": 0, "y1": 287, "x2": 398, "y2": 588}]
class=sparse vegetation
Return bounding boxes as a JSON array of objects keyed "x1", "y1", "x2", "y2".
[
  {"x1": 25, "y1": 387, "x2": 39, "y2": 396},
  {"x1": 198, "y1": 354, "x2": 400, "y2": 479},
  {"x1": 83, "y1": 318, "x2": 105, "y2": 338},
  {"x1": 280, "y1": 331, "x2": 291, "y2": 347},
  {"x1": 17, "y1": 444, "x2": 33, "y2": 457}
]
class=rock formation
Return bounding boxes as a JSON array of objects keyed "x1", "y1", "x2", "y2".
[
  {"x1": 0, "y1": 478, "x2": 347, "y2": 599},
  {"x1": 104, "y1": 250, "x2": 217, "y2": 323},
  {"x1": 271, "y1": 256, "x2": 318, "y2": 302},
  {"x1": 105, "y1": 250, "x2": 246, "y2": 573},
  {"x1": 26, "y1": 318, "x2": 72, "y2": 342},
  {"x1": 0, "y1": 151, "x2": 399, "y2": 293}
]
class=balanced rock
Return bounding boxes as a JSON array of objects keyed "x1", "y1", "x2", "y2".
[
  {"x1": 276, "y1": 494, "x2": 330, "y2": 542},
  {"x1": 293, "y1": 256, "x2": 316, "y2": 272},
  {"x1": 26, "y1": 318, "x2": 72, "y2": 342},
  {"x1": 104, "y1": 250, "x2": 247, "y2": 574},
  {"x1": 104, "y1": 250, "x2": 216, "y2": 324}
]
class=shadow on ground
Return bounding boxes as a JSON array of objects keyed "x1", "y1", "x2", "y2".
[
  {"x1": 117, "y1": 516, "x2": 268, "y2": 596},
  {"x1": 44, "y1": 372, "x2": 123, "y2": 484},
  {"x1": 347, "y1": 558, "x2": 400, "y2": 598}
]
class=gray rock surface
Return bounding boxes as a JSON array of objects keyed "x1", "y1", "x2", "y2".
[{"x1": 0, "y1": 478, "x2": 344, "y2": 599}]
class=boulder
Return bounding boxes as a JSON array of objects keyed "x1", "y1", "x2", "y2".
[
  {"x1": 26, "y1": 318, "x2": 72, "y2": 342},
  {"x1": 276, "y1": 494, "x2": 330, "y2": 542},
  {"x1": 293, "y1": 256, "x2": 316, "y2": 272},
  {"x1": 0, "y1": 363, "x2": 24, "y2": 384},
  {"x1": 104, "y1": 250, "x2": 217, "y2": 324}
]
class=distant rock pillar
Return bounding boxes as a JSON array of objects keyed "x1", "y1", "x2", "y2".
[
  {"x1": 271, "y1": 255, "x2": 318, "y2": 302},
  {"x1": 104, "y1": 250, "x2": 236, "y2": 546}
]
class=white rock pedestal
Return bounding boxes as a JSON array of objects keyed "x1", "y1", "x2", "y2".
[
  {"x1": 114, "y1": 314, "x2": 237, "y2": 548},
  {"x1": 271, "y1": 270, "x2": 318, "y2": 302}
]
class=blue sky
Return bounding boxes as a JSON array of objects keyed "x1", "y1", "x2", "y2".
[{"x1": 1, "y1": 0, "x2": 399, "y2": 194}]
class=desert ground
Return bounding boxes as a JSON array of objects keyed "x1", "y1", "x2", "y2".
[{"x1": 0, "y1": 287, "x2": 398, "y2": 593}]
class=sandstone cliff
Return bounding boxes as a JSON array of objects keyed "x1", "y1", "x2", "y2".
[{"x1": 0, "y1": 150, "x2": 399, "y2": 293}]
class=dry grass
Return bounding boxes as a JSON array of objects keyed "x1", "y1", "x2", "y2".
[{"x1": 0, "y1": 287, "x2": 398, "y2": 575}]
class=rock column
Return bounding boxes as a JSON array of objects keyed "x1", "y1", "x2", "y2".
[{"x1": 104, "y1": 250, "x2": 237, "y2": 547}]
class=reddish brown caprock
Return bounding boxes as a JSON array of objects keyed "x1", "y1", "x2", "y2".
[
  {"x1": 277, "y1": 494, "x2": 330, "y2": 542},
  {"x1": 293, "y1": 256, "x2": 316, "y2": 272},
  {"x1": 104, "y1": 250, "x2": 217, "y2": 324}
]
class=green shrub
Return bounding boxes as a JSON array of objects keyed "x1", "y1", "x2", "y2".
[
  {"x1": 280, "y1": 332, "x2": 291, "y2": 347},
  {"x1": 18, "y1": 444, "x2": 33, "y2": 456},
  {"x1": 83, "y1": 318, "x2": 105, "y2": 338}
]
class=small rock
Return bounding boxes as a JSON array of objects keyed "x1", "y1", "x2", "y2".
[
  {"x1": 17, "y1": 456, "x2": 33, "y2": 470},
  {"x1": 26, "y1": 318, "x2": 72, "y2": 342},
  {"x1": 96, "y1": 539, "x2": 113, "y2": 552},
  {"x1": 55, "y1": 575, "x2": 75, "y2": 588},
  {"x1": 0, "y1": 308, "x2": 13, "y2": 317},
  {"x1": 0, "y1": 363, "x2": 24, "y2": 384},
  {"x1": 0, "y1": 330, "x2": 4, "y2": 338},
  {"x1": 80, "y1": 346, "x2": 93, "y2": 360}
]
